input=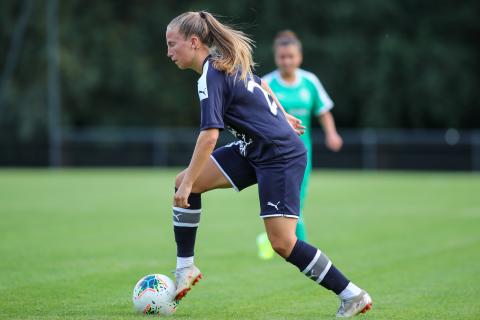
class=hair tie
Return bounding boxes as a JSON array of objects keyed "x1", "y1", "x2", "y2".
[{"x1": 199, "y1": 11, "x2": 206, "y2": 19}]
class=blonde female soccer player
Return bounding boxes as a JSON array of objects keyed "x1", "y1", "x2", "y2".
[
  {"x1": 166, "y1": 11, "x2": 372, "y2": 317},
  {"x1": 259, "y1": 30, "x2": 343, "y2": 245}
]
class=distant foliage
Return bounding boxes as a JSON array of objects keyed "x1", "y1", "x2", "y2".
[{"x1": 0, "y1": 0, "x2": 479, "y2": 141}]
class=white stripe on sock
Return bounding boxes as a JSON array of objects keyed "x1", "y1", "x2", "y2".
[
  {"x1": 316, "y1": 260, "x2": 332, "y2": 283},
  {"x1": 173, "y1": 207, "x2": 201, "y2": 214},
  {"x1": 173, "y1": 222, "x2": 199, "y2": 227},
  {"x1": 302, "y1": 249, "x2": 321, "y2": 274}
]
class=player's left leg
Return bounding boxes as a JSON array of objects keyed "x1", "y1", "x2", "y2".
[
  {"x1": 258, "y1": 151, "x2": 310, "y2": 258},
  {"x1": 256, "y1": 153, "x2": 311, "y2": 259},
  {"x1": 265, "y1": 216, "x2": 355, "y2": 292},
  {"x1": 259, "y1": 154, "x2": 372, "y2": 317},
  {"x1": 264, "y1": 217, "x2": 372, "y2": 317}
]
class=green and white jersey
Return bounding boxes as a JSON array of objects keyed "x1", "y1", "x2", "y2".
[{"x1": 263, "y1": 69, "x2": 333, "y2": 149}]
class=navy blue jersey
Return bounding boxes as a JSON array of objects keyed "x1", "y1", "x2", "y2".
[{"x1": 197, "y1": 57, "x2": 306, "y2": 164}]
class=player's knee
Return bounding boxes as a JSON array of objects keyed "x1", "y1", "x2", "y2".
[
  {"x1": 191, "y1": 183, "x2": 207, "y2": 194},
  {"x1": 175, "y1": 171, "x2": 207, "y2": 194},
  {"x1": 270, "y1": 236, "x2": 296, "y2": 258}
]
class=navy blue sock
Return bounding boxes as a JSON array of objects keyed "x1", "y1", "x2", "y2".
[
  {"x1": 320, "y1": 265, "x2": 350, "y2": 295},
  {"x1": 173, "y1": 189, "x2": 201, "y2": 257},
  {"x1": 286, "y1": 239, "x2": 350, "y2": 295}
]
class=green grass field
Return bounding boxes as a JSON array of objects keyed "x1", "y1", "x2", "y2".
[{"x1": 0, "y1": 169, "x2": 479, "y2": 319}]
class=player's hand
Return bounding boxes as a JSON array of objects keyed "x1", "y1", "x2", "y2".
[
  {"x1": 285, "y1": 113, "x2": 306, "y2": 135},
  {"x1": 326, "y1": 132, "x2": 343, "y2": 152},
  {"x1": 173, "y1": 182, "x2": 192, "y2": 208}
]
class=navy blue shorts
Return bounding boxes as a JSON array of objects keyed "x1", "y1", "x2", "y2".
[{"x1": 211, "y1": 143, "x2": 307, "y2": 219}]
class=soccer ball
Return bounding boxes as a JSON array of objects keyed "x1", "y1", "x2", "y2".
[{"x1": 132, "y1": 274, "x2": 178, "y2": 315}]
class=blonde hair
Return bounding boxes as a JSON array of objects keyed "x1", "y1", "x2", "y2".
[
  {"x1": 273, "y1": 30, "x2": 302, "y2": 52},
  {"x1": 168, "y1": 11, "x2": 255, "y2": 81}
]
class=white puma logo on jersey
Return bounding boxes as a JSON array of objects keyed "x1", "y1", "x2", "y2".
[{"x1": 267, "y1": 201, "x2": 280, "y2": 211}]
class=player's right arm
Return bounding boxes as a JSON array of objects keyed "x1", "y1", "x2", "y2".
[
  {"x1": 174, "y1": 64, "x2": 226, "y2": 208},
  {"x1": 174, "y1": 129, "x2": 219, "y2": 208}
]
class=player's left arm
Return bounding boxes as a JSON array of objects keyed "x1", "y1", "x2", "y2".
[
  {"x1": 318, "y1": 111, "x2": 343, "y2": 152},
  {"x1": 174, "y1": 129, "x2": 219, "y2": 208},
  {"x1": 309, "y1": 74, "x2": 343, "y2": 152},
  {"x1": 261, "y1": 79, "x2": 305, "y2": 135}
]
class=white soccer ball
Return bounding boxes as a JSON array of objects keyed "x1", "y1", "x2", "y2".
[{"x1": 132, "y1": 274, "x2": 178, "y2": 316}]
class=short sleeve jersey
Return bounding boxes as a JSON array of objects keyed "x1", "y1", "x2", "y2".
[
  {"x1": 198, "y1": 57, "x2": 306, "y2": 164},
  {"x1": 262, "y1": 69, "x2": 333, "y2": 147}
]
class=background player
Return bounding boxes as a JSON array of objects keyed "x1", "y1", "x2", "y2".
[
  {"x1": 258, "y1": 31, "x2": 343, "y2": 254},
  {"x1": 166, "y1": 11, "x2": 372, "y2": 317}
]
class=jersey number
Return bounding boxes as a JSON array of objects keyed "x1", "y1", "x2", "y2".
[{"x1": 247, "y1": 80, "x2": 278, "y2": 116}]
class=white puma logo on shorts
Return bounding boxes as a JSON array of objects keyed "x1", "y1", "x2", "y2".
[{"x1": 267, "y1": 201, "x2": 280, "y2": 211}]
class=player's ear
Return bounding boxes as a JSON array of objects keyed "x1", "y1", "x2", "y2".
[
  {"x1": 298, "y1": 51, "x2": 304, "y2": 65},
  {"x1": 190, "y1": 35, "x2": 201, "y2": 50}
]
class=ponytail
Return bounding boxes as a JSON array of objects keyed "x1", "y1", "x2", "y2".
[{"x1": 168, "y1": 11, "x2": 255, "y2": 81}]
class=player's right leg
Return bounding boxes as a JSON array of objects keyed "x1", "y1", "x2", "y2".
[
  {"x1": 173, "y1": 157, "x2": 231, "y2": 300},
  {"x1": 173, "y1": 143, "x2": 256, "y2": 300}
]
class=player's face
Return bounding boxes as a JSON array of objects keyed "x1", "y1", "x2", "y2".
[
  {"x1": 274, "y1": 44, "x2": 302, "y2": 76},
  {"x1": 166, "y1": 27, "x2": 195, "y2": 70}
]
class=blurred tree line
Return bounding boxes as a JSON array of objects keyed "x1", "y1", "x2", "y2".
[{"x1": 0, "y1": 0, "x2": 479, "y2": 142}]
